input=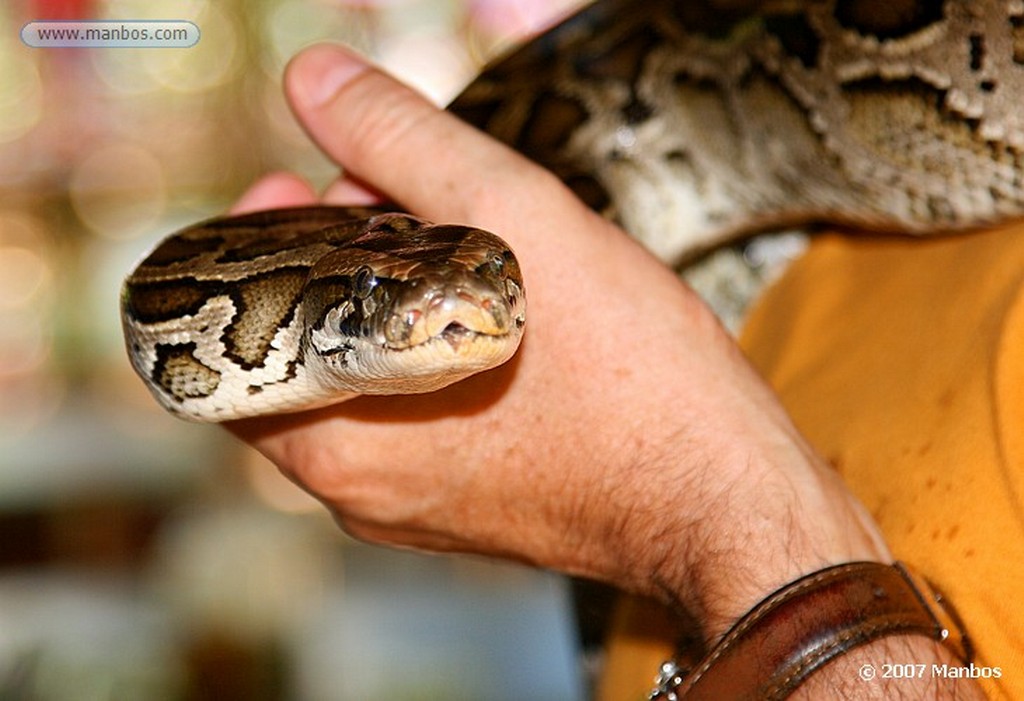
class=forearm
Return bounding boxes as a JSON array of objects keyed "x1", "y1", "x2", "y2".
[
  {"x1": 619, "y1": 398, "x2": 981, "y2": 699},
  {"x1": 604, "y1": 367, "x2": 886, "y2": 628}
]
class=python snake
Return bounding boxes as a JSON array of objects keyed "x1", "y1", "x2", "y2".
[{"x1": 122, "y1": 0, "x2": 1024, "y2": 421}]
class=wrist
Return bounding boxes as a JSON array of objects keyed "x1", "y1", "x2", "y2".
[
  {"x1": 561, "y1": 300, "x2": 891, "y2": 642},
  {"x1": 633, "y1": 431, "x2": 891, "y2": 643},
  {"x1": 651, "y1": 562, "x2": 979, "y2": 701},
  {"x1": 705, "y1": 470, "x2": 890, "y2": 642}
]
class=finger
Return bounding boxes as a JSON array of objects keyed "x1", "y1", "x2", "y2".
[
  {"x1": 283, "y1": 44, "x2": 577, "y2": 230},
  {"x1": 230, "y1": 171, "x2": 318, "y2": 214},
  {"x1": 321, "y1": 175, "x2": 386, "y2": 206}
]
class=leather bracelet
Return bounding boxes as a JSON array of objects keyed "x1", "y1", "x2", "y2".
[{"x1": 649, "y1": 561, "x2": 971, "y2": 701}]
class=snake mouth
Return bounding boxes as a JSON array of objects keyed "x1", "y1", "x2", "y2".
[
  {"x1": 439, "y1": 321, "x2": 475, "y2": 350},
  {"x1": 387, "y1": 312, "x2": 521, "y2": 359},
  {"x1": 382, "y1": 281, "x2": 522, "y2": 354},
  {"x1": 324, "y1": 298, "x2": 524, "y2": 396}
]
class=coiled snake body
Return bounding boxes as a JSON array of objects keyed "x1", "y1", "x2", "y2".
[{"x1": 123, "y1": 0, "x2": 1024, "y2": 421}]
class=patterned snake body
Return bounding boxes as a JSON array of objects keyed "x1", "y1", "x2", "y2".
[
  {"x1": 122, "y1": 208, "x2": 524, "y2": 420},
  {"x1": 123, "y1": 0, "x2": 1024, "y2": 421},
  {"x1": 452, "y1": 0, "x2": 1024, "y2": 262}
]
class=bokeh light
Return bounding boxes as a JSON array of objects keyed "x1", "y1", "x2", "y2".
[
  {"x1": 0, "y1": 246, "x2": 49, "y2": 311},
  {"x1": 0, "y1": 52, "x2": 44, "y2": 145},
  {"x1": 1, "y1": 2, "x2": 590, "y2": 698},
  {"x1": 69, "y1": 142, "x2": 167, "y2": 240},
  {"x1": 142, "y1": 4, "x2": 241, "y2": 93}
]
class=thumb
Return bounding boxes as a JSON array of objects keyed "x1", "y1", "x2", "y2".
[{"x1": 284, "y1": 44, "x2": 560, "y2": 227}]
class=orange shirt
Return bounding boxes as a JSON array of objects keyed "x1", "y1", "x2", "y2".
[
  {"x1": 741, "y1": 226, "x2": 1024, "y2": 699},
  {"x1": 599, "y1": 225, "x2": 1024, "y2": 700}
]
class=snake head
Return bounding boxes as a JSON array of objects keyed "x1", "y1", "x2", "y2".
[{"x1": 304, "y1": 216, "x2": 525, "y2": 394}]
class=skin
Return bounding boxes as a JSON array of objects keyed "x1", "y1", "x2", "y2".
[{"x1": 229, "y1": 44, "x2": 983, "y2": 699}]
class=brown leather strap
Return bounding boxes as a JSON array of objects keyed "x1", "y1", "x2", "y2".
[{"x1": 650, "y1": 562, "x2": 971, "y2": 701}]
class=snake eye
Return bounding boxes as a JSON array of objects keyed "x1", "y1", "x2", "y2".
[
  {"x1": 353, "y1": 265, "x2": 377, "y2": 299},
  {"x1": 486, "y1": 253, "x2": 506, "y2": 279}
]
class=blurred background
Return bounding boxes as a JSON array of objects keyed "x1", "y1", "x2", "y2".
[{"x1": 0, "y1": 0, "x2": 591, "y2": 698}]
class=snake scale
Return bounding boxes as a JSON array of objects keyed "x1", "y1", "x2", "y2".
[{"x1": 123, "y1": 0, "x2": 1024, "y2": 421}]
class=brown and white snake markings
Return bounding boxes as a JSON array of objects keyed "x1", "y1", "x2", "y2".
[
  {"x1": 122, "y1": 208, "x2": 524, "y2": 420},
  {"x1": 123, "y1": 0, "x2": 1024, "y2": 421}
]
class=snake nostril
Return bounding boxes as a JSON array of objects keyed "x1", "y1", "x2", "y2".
[{"x1": 427, "y1": 292, "x2": 448, "y2": 310}]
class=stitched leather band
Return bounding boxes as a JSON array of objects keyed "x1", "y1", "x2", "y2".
[{"x1": 650, "y1": 561, "x2": 971, "y2": 701}]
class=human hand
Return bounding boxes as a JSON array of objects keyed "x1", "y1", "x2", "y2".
[{"x1": 228, "y1": 44, "x2": 890, "y2": 642}]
